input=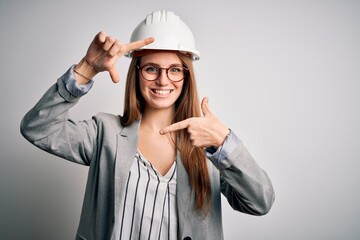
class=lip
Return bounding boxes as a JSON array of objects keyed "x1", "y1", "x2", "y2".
[{"x1": 150, "y1": 88, "x2": 174, "y2": 97}]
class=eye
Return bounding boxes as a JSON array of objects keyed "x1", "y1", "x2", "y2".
[
  {"x1": 143, "y1": 65, "x2": 159, "y2": 74},
  {"x1": 169, "y1": 67, "x2": 183, "y2": 73}
]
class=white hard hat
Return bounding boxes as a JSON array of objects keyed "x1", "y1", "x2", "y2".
[{"x1": 126, "y1": 10, "x2": 200, "y2": 60}]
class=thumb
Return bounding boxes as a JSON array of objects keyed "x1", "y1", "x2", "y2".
[
  {"x1": 109, "y1": 67, "x2": 120, "y2": 83},
  {"x1": 201, "y1": 97, "x2": 212, "y2": 116}
]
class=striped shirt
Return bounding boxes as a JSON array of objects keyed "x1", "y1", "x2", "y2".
[{"x1": 118, "y1": 151, "x2": 178, "y2": 240}]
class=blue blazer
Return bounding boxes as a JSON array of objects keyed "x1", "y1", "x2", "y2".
[{"x1": 21, "y1": 76, "x2": 275, "y2": 240}]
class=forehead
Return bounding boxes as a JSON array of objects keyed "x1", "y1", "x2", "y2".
[{"x1": 140, "y1": 51, "x2": 182, "y2": 65}]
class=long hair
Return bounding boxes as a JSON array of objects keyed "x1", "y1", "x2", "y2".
[{"x1": 121, "y1": 53, "x2": 211, "y2": 211}]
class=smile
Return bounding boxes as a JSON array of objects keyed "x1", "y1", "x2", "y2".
[{"x1": 151, "y1": 89, "x2": 174, "y2": 96}]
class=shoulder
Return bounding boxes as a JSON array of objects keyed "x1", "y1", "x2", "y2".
[
  {"x1": 92, "y1": 112, "x2": 140, "y2": 136},
  {"x1": 93, "y1": 112, "x2": 124, "y2": 132}
]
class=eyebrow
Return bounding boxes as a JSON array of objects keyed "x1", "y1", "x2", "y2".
[{"x1": 140, "y1": 62, "x2": 183, "y2": 67}]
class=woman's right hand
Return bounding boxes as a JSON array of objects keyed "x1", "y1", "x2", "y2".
[{"x1": 75, "y1": 31, "x2": 154, "y2": 84}]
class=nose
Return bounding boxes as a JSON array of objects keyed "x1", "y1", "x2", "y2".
[{"x1": 155, "y1": 69, "x2": 170, "y2": 85}]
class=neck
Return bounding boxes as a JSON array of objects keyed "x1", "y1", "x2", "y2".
[{"x1": 141, "y1": 106, "x2": 175, "y2": 131}]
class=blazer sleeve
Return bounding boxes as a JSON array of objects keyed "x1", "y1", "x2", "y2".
[
  {"x1": 206, "y1": 132, "x2": 275, "y2": 215},
  {"x1": 20, "y1": 71, "x2": 98, "y2": 166}
]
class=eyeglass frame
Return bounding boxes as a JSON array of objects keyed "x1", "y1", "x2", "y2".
[{"x1": 136, "y1": 64, "x2": 188, "y2": 82}]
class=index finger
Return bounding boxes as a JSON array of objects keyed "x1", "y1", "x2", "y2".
[
  {"x1": 160, "y1": 119, "x2": 190, "y2": 135},
  {"x1": 125, "y1": 37, "x2": 154, "y2": 53},
  {"x1": 97, "y1": 31, "x2": 107, "y2": 43}
]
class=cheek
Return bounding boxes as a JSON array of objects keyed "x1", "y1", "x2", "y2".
[
  {"x1": 176, "y1": 82, "x2": 186, "y2": 97},
  {"x1": 139, "y1": 79, "x2": 149, "y2": 94},
  {"x1": 175, "y1": 81, "x2": 184, "y2": 91}
]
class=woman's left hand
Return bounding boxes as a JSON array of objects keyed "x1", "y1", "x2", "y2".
[{"x1": 160, "y1": 97, "x2": 230, "y2": 148}]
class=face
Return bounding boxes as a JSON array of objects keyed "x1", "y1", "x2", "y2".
[{"x1": 139, "y1": 52, "x2": 185, "y2": 111}]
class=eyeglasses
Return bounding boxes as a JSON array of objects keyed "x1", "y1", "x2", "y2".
[{"x1": 137, "y1": 64, "x2": 188, "y2": 82}]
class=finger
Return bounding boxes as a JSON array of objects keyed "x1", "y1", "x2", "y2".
[
  {"x1": 160, "y1": 119, "x2": 190, "y2": 135},
  {"x1": 108, "y1": 40, "x2": 124, "y2": 57},
  {"x1": 109, "y1": 67, "x2": 120, "y2": 83},
  {"x1": 124, "y1": 37, "x2": 155, "y2": 53},
  {"x1": 97, "y1": 31, "x2": 107, "y2": 43},
  {"x1": 103, "y1": 36, "x2": 116, "y2": 51},
  {"x1": 201, "y1": 97, "x2": 212, "y2": 116}
]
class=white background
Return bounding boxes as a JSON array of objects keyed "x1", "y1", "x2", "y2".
[{"x1": 1, "y1": 0, "x2": 359, "y2": 239}]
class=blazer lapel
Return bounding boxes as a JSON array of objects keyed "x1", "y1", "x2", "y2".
[
  {"x1": 113, "y1": 120, "x2": 140, "y2": 239},
  {"x1": 176, "y1": 153, "x2": 193, "y2": 238}
]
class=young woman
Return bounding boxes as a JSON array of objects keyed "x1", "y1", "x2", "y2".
[{"x1": 21, "y1": 10, "x2": 274, "y2": 240}]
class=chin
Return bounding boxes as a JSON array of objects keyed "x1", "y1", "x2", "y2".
[
  {"x1": 153, "y1": 103, "x2": 176, "y2": 110},
  {"x1": 147, "y1": 99, "x2": 177, "y2": 110}
]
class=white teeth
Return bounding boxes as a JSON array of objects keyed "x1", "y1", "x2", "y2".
[{"x1": 153, "y1": 89, "x2": 172, "y2": 95}]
